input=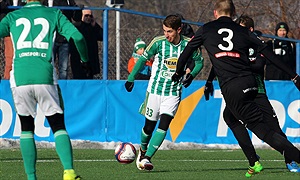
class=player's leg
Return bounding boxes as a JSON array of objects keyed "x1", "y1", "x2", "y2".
[
  {"x1": 138, "y1": 94, "x2": 179, "y2": 170},
  {"x1": 223, "y1": 107, "x2": 263, "y2": 177},
  {"x1": 143, "y1": 95, "x2": 179, "y2": 160},
  {"x1": 12, "y1": 86, "x2": 38, "y2": 180},
  {"x1": 136, "y1": 92, "x2": 160, "y2": 170},
  {"x1": 145, "y1": 114, "x2": 172, "y2": 159},
  {"x1": 136, "y1": 118, "x2": 157, "y2": 169},
  {"x1": 255, "y1": 94, "x2": 300, "y2": 172},
  {"x1": 140, "y1": 119, "x2": 157, "y2": 152},
  {"x1": 47, "y1": 113, "x2": 80, "y2": 179},
  {"x1": 223, "y1": 76, "x2": 300, "y2": 164},
  {"x1": 250, "y1": 124, "x2": 300, "y2": 164},
  {"x1": 228, "y1": 93, "x2": 300, "y2": 164},
  {"x1": 138, "y1": 92, "x2": 159, "y2": 152},
  {"x1": 223, "y1": 107, "x2": 260, "y2": 166},
  {"x1": 138, "y1": 114, "x2": 172, "y2": 171},
  {"x1": 19, "y1": 115, "x2": 37, "y2": 180},
  {"x1": 36, "y1": 85, "x2": 79, "y2": 179},
  {"x1": 47, "y1": 113, "x2": 73, "y2": 169}
]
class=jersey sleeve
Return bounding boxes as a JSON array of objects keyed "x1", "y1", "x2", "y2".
[
  {"x1": 55, "y1": 10, "x2": 89, "y2": 62},
  {"x1": 190, "y1": 49, "x2": 204, "y2": 77},
  {"x1": 127, "y1": 38, "x2": 158, "y2": 82},
  {"x1": 248, "y1": 32, "x2": 297, "y2": 78},
  {"x1": 71, "y1": 31, "x2": 89, "y2": 62},
  {"x1": 176, "y1": 27, "x2": 204, "y2": 75},
  {"x1": 56, "y1": 10, "x2": 79, "y2": 41}
]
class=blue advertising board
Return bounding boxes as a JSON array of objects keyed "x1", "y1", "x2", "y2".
[{"x1": 0, "y1": 80, "x2": 299, "y2": 145}]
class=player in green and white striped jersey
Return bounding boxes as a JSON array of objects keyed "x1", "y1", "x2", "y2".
[
  {"x1": 0, "y1": 0, "x2": 89, "y2": 179},
  {"x1": 125, "y1": 14, "x2": 203, "y2": 171}
]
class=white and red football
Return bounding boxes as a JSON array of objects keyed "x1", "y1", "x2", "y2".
[{"x1": 114, "y1": 142, "x2": 136, "y2": 164}]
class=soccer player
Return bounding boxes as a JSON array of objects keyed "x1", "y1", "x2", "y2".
[
  {"x1": 0, "y1": 0, "x2": 90, "y2": 179},
  {"x1": 204, "y1": 15, "x2": 300, "y2": 177},
  {"x1": 172, "y1": 0, "x2": 300, "y2": 175},
  {"x1": 124, "y1": 14, "x2": 204, "y2": 171}
]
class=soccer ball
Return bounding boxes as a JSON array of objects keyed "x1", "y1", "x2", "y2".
[{"x1": 114, "y1": 142, "x2": 136, "y2": 164}]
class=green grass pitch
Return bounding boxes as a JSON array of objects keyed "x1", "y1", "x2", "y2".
[{"x1": 0, "y1": 148, "x2": 299, "y2": 180}]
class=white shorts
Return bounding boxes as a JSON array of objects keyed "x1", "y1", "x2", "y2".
[
  {"x1": 11, "y1": 84, "x2": 64, "y2": 117},
  {"x1": 139, "y1": 92, "x2": 180, "y2": 121}
]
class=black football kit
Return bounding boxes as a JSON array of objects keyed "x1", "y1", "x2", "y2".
[{"x1": 175, "y1": 16, "x2": 300, "y2": 163}]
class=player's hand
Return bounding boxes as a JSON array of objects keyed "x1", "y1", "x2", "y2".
[
  {"x1": 182, "y1": 73, "x2": 194, "y2": 88},
  {"x1": 292, "y1": 75, "x2": 300, "y2": 91},
  {"x1": 125, "y1": 81, "x2": 134, "y2": 92},
  {"x1": 80, "y1": 61, "x2": 92, "y2": 78},
  {"x1": 172, "y1": 72, "x2": 182, "y2": 82},
  {"x1": 204, "y1": 81, "x2": 214, "y2": 101}
]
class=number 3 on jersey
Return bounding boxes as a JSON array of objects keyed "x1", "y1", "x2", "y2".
[
  {"x1": 218, "y1": 28, "x2": 233, "y2": 51},
  {"x1": 16, "y1": 17, "x2": 49, "y2": 50}
]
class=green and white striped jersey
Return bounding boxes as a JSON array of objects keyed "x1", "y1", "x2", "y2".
[
  {"x1": 0, "y1": 2, "x2": 84, "y2": 87},
  {"x1": 128, "y1": 35, "x2": 203, "y2": 96}
]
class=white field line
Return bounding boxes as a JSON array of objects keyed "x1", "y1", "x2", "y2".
[{"x1": 1, "y1": 159, "x2": 284, "y2": 163}]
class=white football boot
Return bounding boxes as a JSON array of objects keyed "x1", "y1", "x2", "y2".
[
  {"x1": 139, "y1": 158, "x2": 153, "y2": 171},
  {"x1": 136, "y1": 148, "x2": 146, "y2": 170}
]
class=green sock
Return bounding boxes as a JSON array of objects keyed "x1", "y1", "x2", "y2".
[
  {"x1": 140, "y1": 128, "x2": 152, "y2": 151},
  {"x1": 145, "y1": 128, "x2": 166, "y2": 158},
  {"x1": 54, "y1": 130, "x2": 73, "y2": 170},
  {"x1": 20, "y1": 131, "x2": 37, "y2": 180}
]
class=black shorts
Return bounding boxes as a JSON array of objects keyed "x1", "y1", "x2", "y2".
[{"x1": 221, "y1": 75, "x2": 263, "y2": 127}]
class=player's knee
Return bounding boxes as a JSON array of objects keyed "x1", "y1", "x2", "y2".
[
  {"x1": 46, "y1": 113, "x2": 66, "y2": 134},
  {"x1": 143, "y1": 118, "x2": 157, "y2": 135},
  {"x1": 158, "y1": 114, "x2": 173, "y2": 131}
]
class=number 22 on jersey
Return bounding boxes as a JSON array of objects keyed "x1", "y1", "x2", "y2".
[{"x1": 16, "y1": 17, "x2": 49, "y2": 50}]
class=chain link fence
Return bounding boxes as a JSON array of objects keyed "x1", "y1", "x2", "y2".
[{"x1": 0, "y1": 7, "x2": 211, "y2": 80}]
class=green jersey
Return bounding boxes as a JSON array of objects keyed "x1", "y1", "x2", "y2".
[
  {"x1": 128, "y1": 35, "x2": 203, "y2": 96},
  {"x1": 0, "y1": 2, "x2": 88, "y2": 87}
]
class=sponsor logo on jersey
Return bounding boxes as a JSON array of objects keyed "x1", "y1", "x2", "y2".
[
  {"x1": 161, "y1": 70, "x2": 174, "y2": 79},
  {"x1": 164, "y1": 57, "x2": 178, "y2": 69},
  {"x1": 215, "y1": 51, "x2": 240, "y2": 58}
]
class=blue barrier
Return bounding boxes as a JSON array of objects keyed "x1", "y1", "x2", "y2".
[{"x1": 1, "y1": 80, "x2": 299, "y2": 145}]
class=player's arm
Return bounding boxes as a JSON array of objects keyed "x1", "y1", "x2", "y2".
[
  {"x1": 127, "y1": 39, "x2": 157, "y2": 82},
  {"x1": 125, "y1": 38, "x2": 157, "y2": 92},
  {"x1": 0, "y1": 15, "x2": 11, "y2": 38},
  {"x1": 127, "y1": 55, "x2": 148, "y2": 82},
  {"x1": 249, "y1": 32, "x2": 295, "y2": 78},
  {"x1": 189, "y1": 50, "x2": 204, "y2": 78},
  {"x1": 56, "y1": 10, "x2": 89, "y2": 62},
  {"x1": 173, "y1": 27, "x2": 203, "y2": 81},
  {"x1": 70, "y1": 31, "x2": 89, "y2": 62},
  {"x1": 181, "y1": 49, "x2": 204, "y2": 88},
  {"x1": 260, "y1": 46, "x2": 299, "y2": 85},
  {"x1": 125, "y1": 54, "x2": 149, "y2": 92},
  {"x1": 56, "y1": 10, "x2": 91, "y2": 77},
  {"x1": 249, "y1": 33, "x2": 300, "y2": 90}
]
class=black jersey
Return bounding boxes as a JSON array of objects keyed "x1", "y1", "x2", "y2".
[{"x1": 176, "y1": 16, "x2": 296, "y2": 87}]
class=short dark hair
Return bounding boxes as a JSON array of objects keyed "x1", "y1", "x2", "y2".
[
  {"x1": 237, "y1": 15, "x2": 254, "y2": 29},
  {"x1": 163, "y1": 15, "x2": 182, "y2": 30}
]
